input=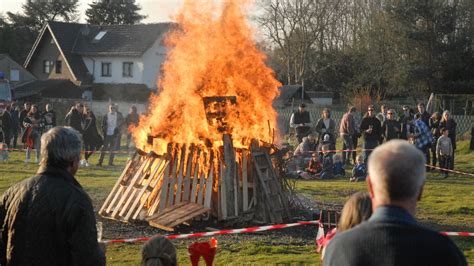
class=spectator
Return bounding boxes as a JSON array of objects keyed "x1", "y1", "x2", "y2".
[
  {"x1": 323, "y1": 140, "x2": 466, "y2": 266},
  {"x1": 19, "y1": 102, "x2": 31, "y2": 145},
  {"x1": 439, "y1": 110, "x2": 457, "y2": 169},
  {"x1": 114, "y1": 104, "x2": 125, "y2": 151},
  {"x1": 416, "y1": 102, "x2": 430, "y2": 127},
  {"x1": 381, "y1": 109, "x2": 400, "y2": 142},
  {"x1": 9, "y1": 102, "x2": 20, "y2": 148},
  {"x1": 315, "y1": 108, "x2": 336, "y2": 149},
  {"x1": 359, "y1": 105, "x2": 382, "y2": 164},
  {"x1": 290, "y1": 103, "x2": 313, "y2": 143},
  {"x1": 352, "y1": 111, "x2": 361, "y2": 165},
  {"x1": 82, "y1": 105, "x2": 102, "y2": 167},
  {"x1": 375, "y1": 104, "x2": 387, "y2": 124},
  {"x1": 125, "y1": 105, "x2": 139, "y2": 151},
  {"x1": 0, "y1": 105, "x2": 11, "y2": 162},
  {"x1": 23, "y1": 104, "x2": 43, "y2": 164},
  {"x1": 320, "y1": 192, "x2": 372, "y2": 260},
  {"x1": 320, "y1": 145, "x2": 334, "y2": 179},
  {"x1": 0, "y1": 127, "x2": 105, "y2": 265},
  {"x1": 398, "y1": 105, "x2": 414, "y2": 140},
  {"x1": 437, "y1": 128, "x2": 453, "y2": 178},
  {"x1": 350, "y1": 155, "x2": 367, "y2": 182},
  {"x1": 293, "y1": 133, "x2": 318, "y2": 156},
  {"x1": 298, "y1": 152, "x2": 322, "y2": 180},
  {"x1": 333, "y1": 154, "x2": 345, "y2": 177},
  {"x1": 42, "y1": 103, "x2": 57, "y2": 132},
  {"x1": 429, "y1": 112, "x2": 442, "y2": 167},
  {"x1": 65, "y1": 103, "x2": 84, "y2": 134},
  {"x1": 141, "y1": 236, "x2": 177, "y2": 266},
  {"x1": 98, "y1": 104, "x2": 124, "y2": 166},
  {"x1": 339, "y1": 106, "x2": 356, "y2": 165},
  {"x1": 413, "y1": 113, "x2": 434, "y2": 170}
]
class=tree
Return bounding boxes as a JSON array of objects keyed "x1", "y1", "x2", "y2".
[{"x1": 86, "y1": 0, "x2": 147, "y2": 25}]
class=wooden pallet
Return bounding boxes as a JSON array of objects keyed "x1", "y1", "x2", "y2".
[
  {"x1": 252, "y1": 151, "x2": 290, "y2": 223},
  {"x1": 147, "y1": 202, "x2": 211, "y2": 231}
]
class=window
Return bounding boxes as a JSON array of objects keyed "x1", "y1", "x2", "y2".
[
  {"x1": 94, "y1": 31, "x2": 107, "y2": 41},
  {"x1": 10, "y1": 69, "x2": 19, "y2": 81},
  {"x1": 43, "y1": 60, "x2": 53, "y2": 74},
  {"x1": 55, "y1": 60, "x2": 62, "y2": 74},
  {"x1": 101, "y1": 62, "x2": 112, "y2": 77},
  {"x1": 122, "y1": 62, "x2": 133, "y2": 77}
]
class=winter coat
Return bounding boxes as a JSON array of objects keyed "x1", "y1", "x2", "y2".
[
  {"x1": 83, "y1": 112, "x2": 103, "y2": 149},
  {"x1": 65, "y1": 108, "x2": 83, "y2": 134},
  {"x1": 0, "y1": 166, "x2": 105, "y2": 266}
]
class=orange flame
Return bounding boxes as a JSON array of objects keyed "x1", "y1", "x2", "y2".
[{"x1": 132, "y1": 0, "x2": 281, "y2": 153}]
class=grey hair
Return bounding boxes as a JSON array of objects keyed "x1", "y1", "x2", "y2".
[
  {"x1": 40, "y1": 127, "x2": 82, "y2": 168},
  {"x1": 141, "y1": 236, "x2": 177, "y2": 266},
  {"x1": 368, "y1": 140, "x2": 426, "y2": 202}
]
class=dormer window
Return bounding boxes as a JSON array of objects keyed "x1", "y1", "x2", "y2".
[{"x1": 94, "y1": 31, "x2": 107, "y2": 41}]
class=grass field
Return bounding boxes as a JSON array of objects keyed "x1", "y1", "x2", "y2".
[{"x1": 0, "y1": 141, "x2": 473, "y2": 265}]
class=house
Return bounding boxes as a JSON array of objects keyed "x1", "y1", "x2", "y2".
[
  {"x1": 273, "y1": 85, "x2": 312, "y2": 107},
  {"x1": 23, "y1": 21, "x2": 173, "y2": 101},
  {"x1": 0, "y1": 54, "x2": 36, "y2": 88}
]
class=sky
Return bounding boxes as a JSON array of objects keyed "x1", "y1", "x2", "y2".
[{"x1": 0, "y1": 0, "x2": 185, "y2": 23}]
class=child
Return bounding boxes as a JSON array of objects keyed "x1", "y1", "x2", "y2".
[
  {"x1": 350, "y1": 155, "x2": 367, "y2": 182},
  {"x1": 333, "y1": 154, "x2": 345, "y2": 177},
  {"x1": 298, "y1": 152, "x2": 323, "y2": 180},
  {"x1": 320, "y1": 145, "x2": 334, "y2": 179},
  {"x1": 436, "y1": 128, "x2": 453, "y2": 178}
]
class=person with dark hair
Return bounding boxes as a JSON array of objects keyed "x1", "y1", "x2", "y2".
[
  {"x1": 42, "y1": 103, "x2": 57, "y2": 132},
  {"x1": 82, "y1": 105, "x2": 102, "y2": 167},
  {"x1": 0, "y1": 127, "x2": 105, "y2": 265},
  {"x1": 125, "y1": 105, "x2": 139, "y2": 151},
  {"x1": 23, "y1": 104, "x2": 43, "y2": 163},
  {"x1": 9, "y1": 102, "x2": 20, "y2": 148},
  {"x1": 413, "y1": 113, "x2": 434, "y2": 170},
  {"x1": 19, "y1": 102, "x2": 31, "y2": 145},
  {"x1": 359, "y1": 105, "x2": 382, "y2": 164},
  {"x1": 439, "y1": 110, "x2": 457, "y2": 169},
  {"x1": 398, "y1": 105, "x2": 414, "y2": 140},
  {"x1": 323, "y1": 141, "x2": 466, "y2": 266},
  {"x1": 98, "y1": 104, "x2": 124, "y2": 166},
  {"x1": 290, "y1": 103, "x2": 313, "y2": 143},
  {"x1": 437, "y1": 128, "x2": 453, "y2": 178},
  {"x1": 417, "y1": 102, "x2": 430, "y2": 127},
  {"x1": 141, "y1": 236, "x2": 177, "y2": 266},
  {"x1": 381, "y1": 109, "x2": 400, "y2": 142},
  {"x1": 339, "y1": 106, "x2": 356, "y2": 164},
  {"x1": 315, "y1": 108, "x2": 336, "y2": 149},
  {"x1": 65, "y1": 103, "x2": 84, "y2": 134},
  {"x1": 430, "y1": 112, "x2": 442, "y2": 167}
]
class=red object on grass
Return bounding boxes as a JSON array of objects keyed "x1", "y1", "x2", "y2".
[{"x1": 188, "y1": 238, "x2": 217, "y2": 266}]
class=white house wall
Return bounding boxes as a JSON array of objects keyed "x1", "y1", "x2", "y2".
[
  {"x1": 142, "y1": 37, "x2": 167, "y2": 89},
  {"x1": 83, "y1": 56, "x2": 144, "y2": 85}
]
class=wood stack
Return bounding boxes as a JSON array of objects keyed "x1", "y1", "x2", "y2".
[{"x1": 99, "y1": 136, "x2": 290, "y2": 231}]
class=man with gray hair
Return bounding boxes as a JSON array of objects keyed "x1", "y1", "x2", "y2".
[
  {"x1": 324, "y1": 140, "x2": 466, "y2": 266},
  {"x1": 0, "y1": 127, "x2": 105, "y2": 265}
]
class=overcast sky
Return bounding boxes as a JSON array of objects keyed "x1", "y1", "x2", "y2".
[{"x1": 0, "y1": 0, "x2": 185, "y2": 23}]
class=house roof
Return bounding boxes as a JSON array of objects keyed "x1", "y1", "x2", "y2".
[
  {"x1": 72, "y1": 23, "x2": 173, "y2": 56},
  {"x1": 24, "y1": 21, "x2": 173, "y2": 84},
  {"x1": 275, "y1": 85, "x2": 311, "y2": 103},
  {"x1": 14, "y1": 79, "x2": 83, "y2": 99}
]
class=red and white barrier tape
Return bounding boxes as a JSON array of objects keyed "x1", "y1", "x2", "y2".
[
  {"x1": 101, "y1": 220, "x2": 474, "y2": 245},
  {"x1": 426, "y1": 164, "x2": 474, "y2": 177},
  {"x1": 102, "y1": 220, "x2": 319, "y2": 244}
]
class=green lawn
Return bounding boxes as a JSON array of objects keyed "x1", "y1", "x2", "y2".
[{"x1": 0, "y1": 141, "x2": 473, "y2": 265}]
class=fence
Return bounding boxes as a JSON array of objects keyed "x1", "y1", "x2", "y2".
[{"x1": 276, "y1": 107, "x2": 473, "y2": 140}]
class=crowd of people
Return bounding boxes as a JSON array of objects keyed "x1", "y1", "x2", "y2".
[
  {"x1": 0, "y1": 101, "x2": 140, "y2": 166},
  {"x1": 290, "y1": 102, "x2": 458, "y2": 179}
]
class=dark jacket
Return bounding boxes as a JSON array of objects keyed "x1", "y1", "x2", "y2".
[
  {"x1": 398, "y1": 113, "x2": 414, "y2": 140},
  {"x1": 324, "y1": 206, "x2": 466, "y2": 266},
  {"x1": 83, "y1": 112, "x2": 103, "y2": 149},
  {"x1": 360, "y1": 116, "x2": 382, "y2": 141},
  {"x1": 42, "y1": 110, "x2": 57, "y2": 132},
  {"x1": 382, "y1": 119, "x2": 401, "y2": 141},
  {"x1": 0, "y1": 166, "x2": 105, "y2": 266},
  {"x1": 0, "y1": 111, "x2": 11, "y2": 143},
  {"x1": 65, "y1": 108, "x2": 83, "y2": 134},
  {"x1": 439, "y1": 119, "x2": 457, "y2": 150},
  {"x1": 315, "y1": 118, "x2": 336, "y2": 143}
]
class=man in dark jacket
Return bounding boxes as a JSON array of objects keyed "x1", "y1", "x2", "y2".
[
  {"x1": 290, "y1": 103, "x2": 313, "y2": 143},
  {"x1": 416, "y1": 102, "x2": 431, "y2": 127},
  {"x1": 359, "y1": 105, "x2": 382, "y2": 164},
  {"x1": 324, "y1": 141, "x2": 466, "y2": 266},
  {"x1": 0, "y1": 127, "x2": 105, "y2": 265}
]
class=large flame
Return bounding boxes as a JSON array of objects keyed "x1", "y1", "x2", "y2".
[{"x1": 132, "y1": 0, "x2": 281, "y2": 153}]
